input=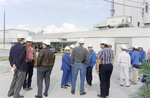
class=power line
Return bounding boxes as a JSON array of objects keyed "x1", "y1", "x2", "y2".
[{"x1": 104, "y1": 0, "x2": 150, "y2": 9}]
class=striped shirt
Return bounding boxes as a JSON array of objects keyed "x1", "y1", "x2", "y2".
[{"x1": 97, "y1": 47, "x2": 115, "y2": 64}]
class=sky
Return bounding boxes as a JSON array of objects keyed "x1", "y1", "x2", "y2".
[{"x1": 0, "y1": 0, "x2": 111, "y2": 34}]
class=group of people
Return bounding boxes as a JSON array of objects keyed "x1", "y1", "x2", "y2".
[
  {"x1": 7, "y1": 33, "x2": 150, "y2": 98},
  {"x1": 61, "y1": 38, "x2": 115, "y2": 98},
  {"x1": 117, "y1": 44, "x2": 150, "y2": 88},
  {"x1": 8, "y1": 34, "x2": 55, "y2": 98}
]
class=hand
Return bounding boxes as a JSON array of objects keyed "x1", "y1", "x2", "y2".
[
  {"x1": 13, "y1": 64, "x2": 17, "y2": 70},
  {"x1": 96, "y1": 69, "x2": 99, "y2": 74},
  {"x1": 71, "y1": 64, "x2": 73, "y2": 67},
  {"x1": 34, "y1": 64, "x2": 37, "y2": 68},
  {"x1": 26, "y1": 60, "x2": 28, "y2": 63}
]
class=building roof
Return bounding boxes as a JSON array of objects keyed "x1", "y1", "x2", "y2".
[
  {"x1": 0, "y1": 29, "x2": 29, "y2": 32},
  {"x1": 31, "y1": 27, "x2": 150, "y2": 40},
  {"x1": 59, "y1": 27, "x2": 150, "y2": 39}
]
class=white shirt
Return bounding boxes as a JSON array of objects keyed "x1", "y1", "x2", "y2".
[{"x1": 117, "y1": 51, "x2": 131, "y2": 68}]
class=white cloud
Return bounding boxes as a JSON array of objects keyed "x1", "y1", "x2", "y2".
[
  {"x1": 43, "y1": 23, "x2": 88, "y2": 34},
  {"x1": 4, "y1": 23, "x2": 88, "y2": 34}
]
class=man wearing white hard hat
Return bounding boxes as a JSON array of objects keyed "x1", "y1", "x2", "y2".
[
  {"x1": 96, "y1": 39, "x2": 115, "y2": 98},
  {"x1": 85, "y1": 43, "x2": 96, "y2": 87},
  {"x1": 23, "y1": 36, "x2": 37, "y2": 91},
  {"x1": 71, "y1": 38, "x2": 89, "y2": 95},
  {"x1": 130, "y1": 45, "x2": 140, "y2": 85},
  {"x1": 35, "y1": 39, "x2": 55, "y2": 98},
  {"x1": 8, "y1": 34, "x2": 26, "y2": 98},
  {"x1": 117, "y1": 45, "x2": 131, "y2": 87},
  {"x1": 68, "y1": 44, "x2": 75, "y2": 85},
  {"x1": 61, "y1": 46, "x2": 71, "y2": 89},
  {"x1": 70, "y1": 44, "x2": 75, "y2": 54}
]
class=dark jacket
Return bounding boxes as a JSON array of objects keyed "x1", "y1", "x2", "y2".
[
  {"x1": 37, "y1": 48, "x2": 55, "y2": 68},
  {"x1": 25, "y1": 44, "x2": 37, "y2": 64},
  {"x1": 61, "y1": 52, "x2": 71, "y2": 71},
  {"x1": 9, "y1": 42, "x2": 27, "y2": 71}
]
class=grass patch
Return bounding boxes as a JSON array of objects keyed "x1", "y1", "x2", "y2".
[{"x1": 0, "y1": 56, "x2": 9, "y2": 61}]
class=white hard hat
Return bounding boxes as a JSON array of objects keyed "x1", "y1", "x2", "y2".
[
  {"x1": 17, "y1": 34, "x2": 24, "y2": 38},
  {"x1": 65, "y1": 46, "x2": 70, "y2": 50},
  {"x1": 138, "y1": 45, "x2": 143, "y2": 48},
  {"x1": 133, "y1": 45, "x2": 138, "y2": 49},
  {"x1": 70, "y1": 44, "x2": 75, "y2": 48},
  {"x1": 79, "y1": 38, "x2": 85, "y2": 43},
  {"x1": 121, "y1": 44, "x2": 127, "y2": 49},
  {"x1": 100, "y1": 39, "x2": 108, "y2": 45},
  {"x1": 88, "y1": 43, "x2": 93, "y2": 47},
  {"x1": 26, "y1": 36, "x2": 33, "y2": 41},
  {"x1": 43, "y1": 39, "x2": 50, "y2": 45}
]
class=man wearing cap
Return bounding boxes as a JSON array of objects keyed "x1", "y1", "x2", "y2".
[
  {"x1": 131, "y1": 45, "x2": 140, "y2": 85},
  {"x1": 23, "y1": 36, "x2": 37, "y2": 91},
  {"x1": 96, "y1": 39, "x2": 115, "y2": 98},
  {"x1": 138, "y1": 45, "x2": 146, "y2": 63},
  {"x1": 71, "y1": 38, "x2": 89, "y2": 95},
  {"x1": 117, "y1": 45, "x2": 131, "y2": 87},
  {"x1": 85, "y1": 43, "x2": 96, "y2": 87},
  {"x1": 8, "y1": 34, "x2": 27, "y2": 98},
  {"x1": 35, "y1": 39, "x2": 55, "y2": 98},
  {"x1": 61, "y1": 46, "x2": 71, "y2": 89}
]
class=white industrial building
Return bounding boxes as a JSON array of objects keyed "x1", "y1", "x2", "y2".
[
  {"x1": 115, "y1": 0, "x2": 150, "y2": 27},
  {"x1": 30, "y1": 26, "x2": 150, "y2": 55},
  {"x1": 0, "y1": 29, "x2": 30, "y2": 49}
]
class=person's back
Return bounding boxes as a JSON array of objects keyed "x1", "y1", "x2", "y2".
[
  {"x1": 131, "y1": 50, "x2": 140, "y2": 65},
  {"x1": 8, "y1": 34, "x2": 27, "y2": 98},
  {"x1": 71, "y1": 38, "x2": 89, "y2": 95},
  {"x1": 37, "y1": 48, "x2": 55, "y2": 68},
  {"x1": 9, "y1": 42, "x2": 27, "y2": 71},
  {"x1": 118, "y1": 51, "x2": 130, "y2": 64},
  {"x1": 71, "y1": 46, "x2": 89, "y2": 65}
]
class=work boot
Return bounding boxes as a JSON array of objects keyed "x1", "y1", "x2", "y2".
[
  {"x1": 131, "y1": 82, "x2": 137, "y2": 85},
  {"x1": 24, "y1": 88, "x2": 29, "y2": 91},
  {"x1": 71, "y1": 90, "x2": 75, "y2": 95},
  {"x1": 80, "y1": 92, "x2": 86, "y2": 95},
  {"x1": 28, "y1": 87, "x2": 32, "y2": 90},
  {"x1": 85, "y1": 84, "x2": 91, "y2": 87}
]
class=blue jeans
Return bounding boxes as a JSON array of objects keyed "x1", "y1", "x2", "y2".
[{"x1": 71, "y1": 62, "x2": 86, "y2": 93}]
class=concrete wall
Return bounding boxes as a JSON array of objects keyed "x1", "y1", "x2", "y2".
[{"x1": 114, "y1": 38, "x2": 132, "y2": 55}]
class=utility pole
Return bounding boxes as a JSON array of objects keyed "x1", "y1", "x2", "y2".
[
  {"x1": 3, "y1": 0, "x2": 5, "y2": 50},
  {"x1": 111, "y1": 0, "x2": 115, "y2": 17},
  {"x1": 123, "y1": 0, "x2": 125, "y2": 15}
]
